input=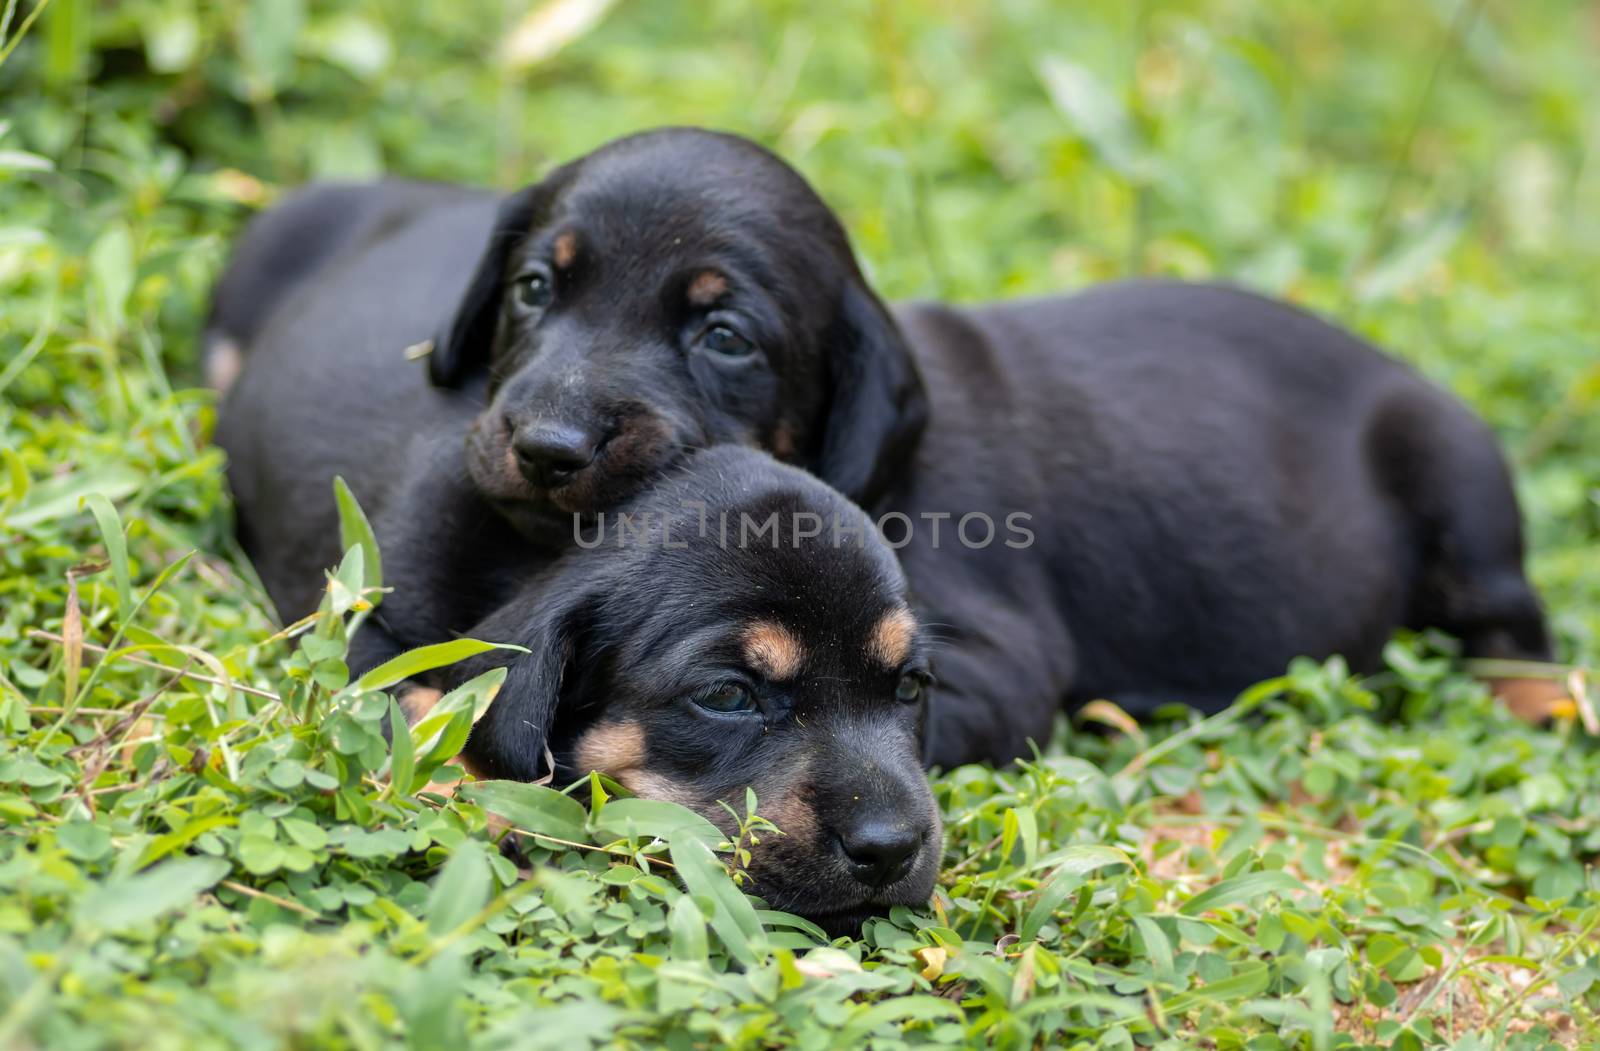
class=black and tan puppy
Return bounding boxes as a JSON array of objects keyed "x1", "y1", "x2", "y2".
[
  {"x1": 440, "y1": 446, "x2": 942, "y2": 934},
  {"x1": 212, "y1": 127, "x2": 1554, "y2": 772},
  {"x1": 212, "y1": 130, "x2": 919, "y2": 677},
  {"x1": 217, "y1": 197, "x2": 944, "y2": 930}
]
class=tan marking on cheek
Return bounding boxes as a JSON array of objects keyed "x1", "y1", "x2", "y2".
[
  {"x1": 552, "y1": 232, "x2": 578, "y2": 269},
  {"x1": 616, "y1": 770, "x2": 698, "y2": 807},
  {"x1": 743, "y1": 621, "x2": 804, "y2": 680},
  {"x1": 573, "y1": 722, "x2": 702, "y2": 806},
  {"x1": 759, "y1": 790, "x2": 818, "y2": 841},
  {"x1": 687, "y1": 270, "x2": 729, "y2": 307},
  {"x1": 868, "y1": 607, "x2": 918, "y2": 668},
  {"x1": 398, "y1": 685, "x2": 444, "y2": 725},
  {"x1": 572, "y1": 720, "x2": 647, "y2": 775}
]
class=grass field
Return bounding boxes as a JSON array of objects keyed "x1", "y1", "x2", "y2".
[{"x1": 2, "y1": 1, "x2": 1598, "y2": 1047}]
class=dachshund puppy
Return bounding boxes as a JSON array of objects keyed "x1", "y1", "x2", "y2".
[
  {"x1": 441, "y1": 446, "x2": 942, "y2": 935},
  {"x1": 217, "y1": 197, "x2": 944, "y2": 928},
  {"x1": 211, "y1": 127, "x2": 1553, "y2": 773},
  {"x1": 211, "y1": 129, "x2": 919, "y2": 674},
  {"x1": 886, "y1": 282, "x2": 1554, "y2": 763}
]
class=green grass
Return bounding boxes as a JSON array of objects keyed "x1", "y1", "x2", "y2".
[{"x1": 2, "y1": 1, "x2": 1598, "y2": 1047}]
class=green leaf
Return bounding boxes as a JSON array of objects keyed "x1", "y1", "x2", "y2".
[
  {"x1": 1036, "y1": 55, "x2": 1145, "y2": 177},
  {"x1": 838, "y1": 997, "x2": 964, "y2": 1043},
  {"x1": 238, "y1": 835, "x2": 284, "y2": 875},
  {"x1": 238, "y1": 0, "x2": 305, "y2": 98},
  {"x1": 84, "y1": 493, "x2": 131, "y2": 613},
  {"x1": 415, "y1": 707, "x2": 473, "y2": 772},
  {"x1": 458, "y1": 780, "x2": 588, "y2": 842},
  {"x1": 1032, "y1": 843, "x2": 1135, "y2": 877},
  {"x1": 388, "y1": 697, "x2": 415, "y2": 798},
  {"x1": 1164, "y1": 960, "x2": 1272, "y2": 1011},
  {"x1": 327, "y1": 544, "x2": 365, "y2": 616},
  {"x1": 356, "y1": 639, "x2": 520, "y2": 692},
  {"x1": 43, "y1": 0, "x2": 89, "y2": 91},
  {"x1": 427, "y1": 841, "x2": 492, "y2": 934},
  {"x1": 7, "y1": 465, "x2": 141, "y2": 530},
  {"x1": 1009, "y1": 805, "x2": 1038, "y2": 868},
  {"x1": 1354, "y1": 210, "x2": 1467, "y2": 303},
  {"x1": 142, "y1": 3, "x2": 200, "y2": 72},
  {"x1": 56, "y1": 819, "x2": 112, "y2": 862},
  {"x1": 1020, "y1": 872, "x2": 1083, "y2": 943},
  {"x1": 593, "y1": 798, "x2": 723, "y2": 850},
  {"x1": 2, "y1": 446, "x2": 28, "y2": 506},
  {"x1": 333, "y1": 476, "x2": 383, "y2": 597},
  {"x1": 267, "y1": 758, "x2": 306, "y2": 789},
  {"x1": 1132, "y1": 914, "x2": 1175, "y2": 981},
  {"x1": 305, "y1": 13, "x2": 393, "y2": 80},
  {"x1": 1180, "y1": 870, "x2": 1306, "y2": 916},
  {"x1": 668, "y1": 829, "x2": 766, "y2": 968},
  {"x1": 279, "y1": 817, "x2": 328, "y2": 851},
  {"x1": 668, "y1": 894, "x2": 709, "y2": 962},
  {"x1": 87, "y1": 223, "x2": 135, "y2": 340},
  {"x1": 76, "y1": 857, "x2": 230, "y2": 932},
  {"x1": 405, "y1": 668, "x2": 507, "y2": 768}
]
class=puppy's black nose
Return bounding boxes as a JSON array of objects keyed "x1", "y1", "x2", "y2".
[
  {"x1": 837, "y1": 820, "x2": 924, "y2": 888},
  {"x1": 511, "y1": 421, "x2": 596, "y2": 489}
]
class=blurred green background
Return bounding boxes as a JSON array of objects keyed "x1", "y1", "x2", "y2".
[
  {"x1": 3, "y1": 3, "x2": 1599, "y2": 1046},
  {"x1": 3, "y1": 0, "x2": 1595, "y2": 659}
]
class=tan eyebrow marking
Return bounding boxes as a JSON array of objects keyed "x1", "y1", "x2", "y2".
[
  {"x1": 552, "y1": 232, "x2": 578, "y2": 269},
  {"x1": 868, "y1": 607, "x2": 918, "y2": 668},
  {"x1": 743, "y1": 620, "x2": 804, "y2": 680},
  {"x1": 687, "y1": 270, "x2": 729, "y2": 307}
]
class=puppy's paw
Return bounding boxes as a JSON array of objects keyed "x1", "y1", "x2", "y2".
[
  {"x1": 1488, "y1": 677, "x2": 1575, "y2": 724},
  {"x1": 204, "y1": 335, "x2": 245, "y2": 394},
  {"x1": 397, "y1": 684, "x2": 445, "y2": 724}
]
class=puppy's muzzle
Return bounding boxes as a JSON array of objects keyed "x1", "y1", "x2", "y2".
[
  {"x1": 510, "y1": 418, "x2": 609, "y2": 491},
  {"x1": 835, "y1": 819, "x2": 929, "y2": 889}
]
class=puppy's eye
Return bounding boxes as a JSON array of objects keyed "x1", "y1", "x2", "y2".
[
  {"x1": 895, "y1": 673, "x2": 925, "y2": 704},
  {"x1": 516, "y1": 272, "x2": 553, "y2": 310},
  {"x1": 700, "y1": 324, "x2": 755, "y2": 358},
  {"x1": 693, "y1": 681, "x2": 757, "y2": 715}
]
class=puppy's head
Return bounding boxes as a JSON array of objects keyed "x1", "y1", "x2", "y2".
[
  {"x1": 457, "y1": 447, "x2": 941, "y2": 935},
  {"x1": 432, "y1": 128, "x2": 927, "y2": 534}
]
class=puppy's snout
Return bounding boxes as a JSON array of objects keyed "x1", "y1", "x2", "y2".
[
  {"x1": 835, "y1": 817, "x2": 927, "y2": 889},
  {"x1": 510, "y1": 419, "x2": 600, "y2": 489}
]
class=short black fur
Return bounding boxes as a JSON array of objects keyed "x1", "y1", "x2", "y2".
[{"x1": 211, "y1": 126, "x2": 1552, "y2": 779}]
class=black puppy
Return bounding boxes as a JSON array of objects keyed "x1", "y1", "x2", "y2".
[
  {"x1": 212, "y1": 127, "x2": 1553, "y2": 771},
  {"x1": 211, "y1": 130, "x2": 918, "y2": 677},
  {"x1": 441, "y1": 446, "x2": 943, "y2": 934}
]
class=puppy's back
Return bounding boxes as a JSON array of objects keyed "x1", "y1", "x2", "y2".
[
  {"x1": 211, "y1": 181, "x2": 499, "y2": 621},
  {"x1": 203, "y1": 179, "x2": 487, "y2": 392}
]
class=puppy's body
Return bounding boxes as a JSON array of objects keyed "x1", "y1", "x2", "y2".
[
  {"x1": 213, "y1": 129, "x2": 1549, "y2": 772},
  {"x1": 231, "y1": 318, "x2": 948, "y2": 932},
  {"x1": 888, "y1": 285, "x2": 1546, "y2": 761},
  {"x1": 215, "y1": 181, "x2": 503, "y2": 629}
]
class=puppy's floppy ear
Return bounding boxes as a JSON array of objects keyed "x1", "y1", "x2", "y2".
[
  {"x1": 815, "y1": 281, "x2": 929, "y2": 504},
  {"x1": 448, "y1": 584, "x2": 595, "y2": 782},
  {"x1": 428, "y1": 185, "x2": 542, "y2": 388}
]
